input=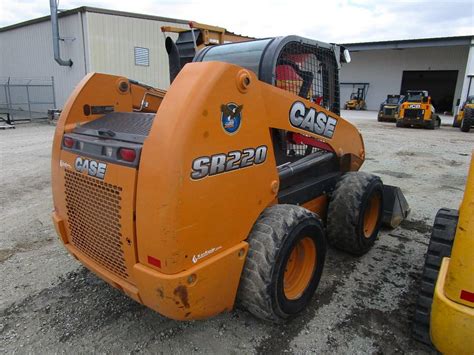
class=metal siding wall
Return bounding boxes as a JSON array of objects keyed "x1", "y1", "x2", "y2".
[
  {"x1": 340, "y1": 45, "x2": 469, "y2": 112},
  {"x1": 458, "y1": 39, "x2": 474, "y2": 110},
  {"x1": 0, "y1": 14, "x2": 87, "y2": 108},
  {"x1": 87, "y1": 13, "x2": 186, "y2": 89}
]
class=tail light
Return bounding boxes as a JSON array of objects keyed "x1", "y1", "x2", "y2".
[
  {"x1": 63, "y1": 136, "x2": 74, "y2": 148},
  {"x1": 118, "y1": 148, "x2": 136, "y2": 162},
  {"x1": 461, "y1": 290, "x2": 474, "y2": 303}
]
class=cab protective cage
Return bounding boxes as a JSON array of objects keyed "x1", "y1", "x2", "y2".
[{"x1": 193, "y1": 36, "x2": 343, "y2": 115}]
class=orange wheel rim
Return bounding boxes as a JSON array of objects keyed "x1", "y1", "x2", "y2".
[
  {"x1": 283, "y1": 237, "x2": 316, "y2": 300},
  {"x1": 363, "y1": 193, "x2": 381, "y2": 238}
]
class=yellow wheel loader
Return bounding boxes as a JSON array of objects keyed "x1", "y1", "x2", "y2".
[
  {"x1": 396, "y1": 90, "x2": 441, "y2": 129},
  {"x1": 413, "y1": 151, "x2": 474, "y2": 353},
  {"x1": 377, "y1": 94, "x2": 405, "y2": 122},
  {"x1": 453, "y1": 95, "x2": 474, "y2": 132},
  {"x1": 51, "y1": 35, "x2": 409, "y2": 322}
]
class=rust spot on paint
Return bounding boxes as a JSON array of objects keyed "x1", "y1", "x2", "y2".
[{"x1": 174, "y1": 285, "x2": 190, "y2": 308}]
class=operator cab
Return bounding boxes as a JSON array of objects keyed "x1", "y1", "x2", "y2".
[
  {"x1": 464, "y1": 95, "x2": 474, "y2": 105},
  {"x1": 193, "y1": 36, "x2": 349, "y2": 116},
  {"x1": 193, "y1": 36, "x2": 351, "y2": 192},
  {"x1": 406, "y1": 90, "x2": 429, "y2": 103},
  {"x1": 385, "y1": 95, "x2": 405, "y2": 105}
]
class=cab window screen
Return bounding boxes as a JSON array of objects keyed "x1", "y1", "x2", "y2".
[
  {"x1": 275, "y1": 42, "x2": 339, "y2": 113},
  {"x1": 273, "y1": 42, "x2": 339, "y2": 163}
]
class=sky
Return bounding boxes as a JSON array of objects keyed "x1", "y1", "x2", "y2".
[{"x1": 1, "y1": 0, "x2": 473, "y2": 43}]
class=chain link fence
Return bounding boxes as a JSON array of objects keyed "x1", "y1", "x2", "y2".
[{"x1": 0, "y1": 77, "x2": 56, "y2": 122}]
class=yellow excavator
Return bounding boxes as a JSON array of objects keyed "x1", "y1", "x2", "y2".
[{"x1": 413, "y1": 151, "x2": 474, "y2": 353}]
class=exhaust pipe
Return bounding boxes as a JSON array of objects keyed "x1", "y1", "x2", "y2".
[
  {"x1": 50, "y1": 0, "x2": 73, "y2": 67},
  {"x1": 165, "y1": 37, "x2": 181, "y2": 83}
]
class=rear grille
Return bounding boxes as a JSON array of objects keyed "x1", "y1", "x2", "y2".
[
  {"x1": 404, "y1": 109, "x2": 422, "y2": 119},
  {"x1": 383, "y1": 107, "x2": 396, "y2": 116},
  {"x1": 64, "y1": 170, "x2": 129, "y2": 280}
]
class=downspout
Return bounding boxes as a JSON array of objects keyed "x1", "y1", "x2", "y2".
[{"x1": 50, "y1": 0, "x2": 73, "y2": 66}]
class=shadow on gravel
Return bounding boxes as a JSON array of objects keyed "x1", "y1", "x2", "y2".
[
  {"x1": 1, "y1": 229, "x2": 433, "y2": 353},
  {"x1": 1, "y1": 248, "x2": 356, "y2": 352},
  {"x1": 255, "y1": 248, "x2": 357, "y2": 353},
  {"x1": 1, "y1": 268, "x2": 150, "y2": 343},
  {"x1": 335, "y1": 273, "x2": 435, "y2": 354}
]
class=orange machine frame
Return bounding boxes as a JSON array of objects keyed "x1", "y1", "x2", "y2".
[{"x1": 52, "y1": 61, "x2": 364, "y2": 320}]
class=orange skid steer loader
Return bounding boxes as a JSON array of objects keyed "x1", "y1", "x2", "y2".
[{"x1": 51, "y1": 36, "x2": 409, "y2": 322}]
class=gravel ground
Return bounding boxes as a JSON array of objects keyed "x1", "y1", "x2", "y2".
[{"x1": 1, "y1": 111, "x2": 472, "y2": 354}]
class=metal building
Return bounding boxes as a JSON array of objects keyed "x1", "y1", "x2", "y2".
[
  {"x1": 340, "y1": 36, "x2": 474, "y2": 114},
  {"x1": 0, "y1": 7, "x2": 189, "y2": 110}
]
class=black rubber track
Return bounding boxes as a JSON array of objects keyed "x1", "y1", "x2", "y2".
[
  {"x1": 461, "y1": 107, "x2": 473, "y2": 132},
  {"x1": 236, "y1": 204, "x2": 325, "y2": 322},
  {"x1": 412, "y1": 208, "x2": 458, "y2": 345},
  {"x1": 326, "y1": 172, "x2": 383, "y2": 255}
]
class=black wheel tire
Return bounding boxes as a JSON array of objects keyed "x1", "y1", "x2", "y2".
[
  {"x1": 426, "y1": 115, "x2": 438, "y2": 130},
  {"x1": 412, "y1": 208, "x2": 458, "y2": 345},
  {"x1": 237, "y1": 205, "x2": 327, "y2": 322},
  {"x1": 396, "y1": 120, "x2": 404, "y2": 128},
  {"x1": 377, "y1": 116, "x2": 382, "y2": 122},
  {"x1": 461, "y1": 107, "x2": 473, "y2": 132},
  {"x1": 326, "y1": 172, "x2": 384, "y2": 255}
]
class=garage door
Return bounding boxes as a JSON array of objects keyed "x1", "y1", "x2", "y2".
[{"x1": 400, "y1": 70, "x2": 458, "y2": 113}]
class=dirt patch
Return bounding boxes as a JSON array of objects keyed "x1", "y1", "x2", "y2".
[
  {"x1": 255, "y1": 278, "x2": 342, "y2": 354},
  {"x1": 373, "y1": 170, "x2": 413, "y2": 179},
  {"x1": 335, "y1": 276, "x2": 435, "y2": 354},
  {"x1": 0, "y1": 237, "x2": 54, "y2": 263},
  {"x1": 399, "y1": 219, "x2": 432, "y2": 235},
  {"x1": 173, "y1": 285, "x2": 190, "y2": 309},
  {"x1": 256, "y1": 250, "x2": 356, "y2": 353},
  {"x1": 440, "y1": 184, "x2": 464, "y2": 192},
  {"x1": 397, "y1": 151, "x2": 416, "y2": 157},
  {"x1": 445, "y1": 159, "x2": 463, "y2": 167}
]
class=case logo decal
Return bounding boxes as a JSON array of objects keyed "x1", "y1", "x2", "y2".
[
  {"x1": 221, "y1": 103, "x2": 243, "y2": 134},
  {"x1": 75, "y1": 157, "x2": 107, "y2": 179},
  {"x1": 289, "y1": 101, "x2": 337, "y2": 139},
  {"x1": 191, "y1": 146, "x2": 268, "y2": 180}
]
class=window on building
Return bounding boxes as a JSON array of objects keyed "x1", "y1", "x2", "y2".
[{"x1": 134, "y1": 47, "x2": 150, "y2": 66}]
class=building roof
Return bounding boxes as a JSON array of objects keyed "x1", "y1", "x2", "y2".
[
  {"x1": 343, "y1": 35, "x2": 473, "y2": 51},
  {"x1": 0, "y1": 6, "x2": 189, "y2": 33},
  {"x1": 0, "y1": 6, "x2": 251, "y2": 39}
]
